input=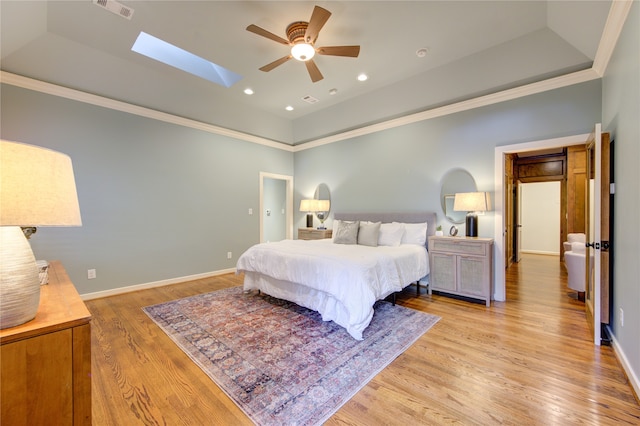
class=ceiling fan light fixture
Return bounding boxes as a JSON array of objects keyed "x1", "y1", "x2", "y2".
[{"x1": 291, "y1": 43, "x2": 315, "y2": 61}]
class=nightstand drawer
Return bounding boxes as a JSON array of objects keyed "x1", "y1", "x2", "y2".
[{"x1": 298, "y1": 228, "x2": 332, "y2": 240}]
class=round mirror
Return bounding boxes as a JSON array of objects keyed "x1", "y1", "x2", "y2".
[
  {"x1": 314, "y1": 183, "x2": 331, "y2": 228},
  {"x1": 440, "y1": 169, "x2": 476, "y2": 224}
]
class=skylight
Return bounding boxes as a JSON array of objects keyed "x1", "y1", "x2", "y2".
[{"x1": 132, "y1": 32, "x2": 242, "y2": 88}]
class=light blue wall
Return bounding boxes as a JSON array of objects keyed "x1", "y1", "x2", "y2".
[
  {"x1": 0, "y1": 84, "x2": 293, "y2": 294},
  {"x1": 602, "y1": 1, "x2": 639, "y2": 394},
  {"x1": 295, "y1": 80, "x2": 602, "y2": 237}
]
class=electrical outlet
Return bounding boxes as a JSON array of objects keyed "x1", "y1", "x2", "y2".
[
  {"x1": 619, "y1": 308, "x2": 624, "y2": 327},
  {"x1": 88, "y1": 269, "x2": 96, "y2": 279},
  {"x1": 248, "y1": 208, "x2": 253, "y2": 215},
  {"x1": 227, "y1": 252, "x2": 232, "y2": 259}
]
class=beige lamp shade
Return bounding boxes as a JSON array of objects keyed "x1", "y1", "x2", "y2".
[
  {"x1": 453, "y1": 192, "x2": 490, "y2": 212},
  {"x1": 1, "y1": 140, "x2": 82, "y2": 226},
  {"x1": 1, "y1": 140, "x2": 82, "y2": 329},
  {"x1": 299, "y1": 199, "x2": 314, "y2": 213}
]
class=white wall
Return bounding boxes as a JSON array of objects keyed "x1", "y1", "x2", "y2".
[{"x1": 520, "y1": 182, "x2": 560, "y2": 255}]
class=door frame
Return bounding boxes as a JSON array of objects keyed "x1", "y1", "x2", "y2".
[
  {"x1": 493, "y1": 133, "x2": 589, "y2": 302},
  {"x1": 259, "y1": 172, "x2": 293, "y2": 243}
]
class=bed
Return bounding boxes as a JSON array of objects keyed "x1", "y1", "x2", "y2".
[{"x1": 236, "y1": 211, "x2": 437, "y2": 340}]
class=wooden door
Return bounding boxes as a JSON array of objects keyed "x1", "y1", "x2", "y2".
[
  {"x1": 514, "y1": 181, "x2": 523, "y2": 263},
  {"x1": 585, "y1": 124, "x2": 611, "y2": 345},
  {"x1": 504, "y1": 154, "x2": 516, "y2": 268}
]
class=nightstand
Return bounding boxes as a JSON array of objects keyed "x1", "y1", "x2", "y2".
[
  {"x1": 428, "y1": 236, "x2": 494, "y2": 306},
  {"x1": 298, "y1": 228, "x2": 333, "y2": 240}
]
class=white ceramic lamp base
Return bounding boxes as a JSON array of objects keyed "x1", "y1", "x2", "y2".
[{"x1": 0, "y1": 226, "x2": 41, "y2": 329}]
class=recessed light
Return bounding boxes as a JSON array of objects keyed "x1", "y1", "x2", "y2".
[
  {"x1": 285, "y1": 105, "x2": 294, "y2": 111},
  {"x1": 416, "y1": 47, "x2": 429, "y2": 58},
  {"x1": 329, "y1": 88, "x2": 338, "y2": 95},
  {"x1": 244, "y1": 88, "x2": 254, "y2": 95},
  {"x1": 357, "y1": 73, "x2": 368, "y2": 82}
]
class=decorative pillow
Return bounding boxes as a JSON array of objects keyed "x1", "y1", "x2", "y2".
[
  {"x1": 378, "y1": 222, "x2": 405, "y2": 246},
  {"x1": 333, "y1": 220, "x2": 359, "y2": 244},
  {"x1": 358, "y1": 222, "x2": 381, "y2": 247},
  {"x1": 398, "y1": 222, "x2": 428, "y2": 246}
]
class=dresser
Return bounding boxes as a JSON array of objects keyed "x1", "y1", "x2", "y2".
[
  {"x1": 298, "y1": 228, "x2": 333, "y2": 240},
  {"x1": 1, "y1": 261, "x2": 92, "y2": 425},
  {"x1": 428, "y1": 236, "x2": 494, "y2": 306}
]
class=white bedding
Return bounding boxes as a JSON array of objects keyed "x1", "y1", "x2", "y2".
[{"x1": 236, "y1": 239, "x2": 429, "y2": 340}]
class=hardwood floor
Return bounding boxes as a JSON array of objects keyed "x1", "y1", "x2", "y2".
[{"x1": 86, "y1": 254, "x2": 640, "y2": 425}]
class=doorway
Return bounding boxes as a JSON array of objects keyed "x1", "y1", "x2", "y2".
[
  {"x1": 259, "y1": 172, "x2": 293, "y2": 243},
  {"x1": 493, "y1": 133, "x2": 590, "y2": 302}
]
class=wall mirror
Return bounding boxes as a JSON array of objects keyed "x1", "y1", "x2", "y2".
[
  {"x1": 314, "y1": 183, "x2": 331, "y2": 227},
  {"x1": 440, "y1": 169, "x2": 476, "y2": 224}
]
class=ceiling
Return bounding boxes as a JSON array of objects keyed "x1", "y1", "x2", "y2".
[{"x1": 0, "y1": 1, "x2": 614, "y2": 145}]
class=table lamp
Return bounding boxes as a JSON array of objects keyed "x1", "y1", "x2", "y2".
[
  {"x1": 299, "y1": 199, "x2": 315, "y2": 228},
  {"x1": 1, "y1": 140, "x2": 82, "y2": 329},
  {"x1": 453, "y1": 192, "x2": 489, "y2": 237}
]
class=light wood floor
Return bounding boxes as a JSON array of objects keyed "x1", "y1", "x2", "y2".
[{"x1": 86, "y1": 254, "x2": 640, "y2": 425}]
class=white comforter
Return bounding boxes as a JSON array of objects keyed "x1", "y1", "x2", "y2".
[{"x1": 236, "y1": 239, "x2": 429, "y2": 340}]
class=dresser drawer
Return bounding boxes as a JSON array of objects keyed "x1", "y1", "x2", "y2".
[{"x1": 430, "y1": 238, "x2": 487, "y2": 256}]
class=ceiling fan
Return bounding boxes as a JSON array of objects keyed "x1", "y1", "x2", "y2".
[{"x1": 246, "y1": 5, "x2": 360, "y2": 83}]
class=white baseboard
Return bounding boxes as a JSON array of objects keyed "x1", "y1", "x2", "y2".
[
  {"x1": 80, "y1": 268, "x2": 237, "y2": 301},
  {"x1": 607, "y1": 325, "x2": 640, "y2": 400}
]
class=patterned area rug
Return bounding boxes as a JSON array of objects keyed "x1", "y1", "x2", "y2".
[{"x1": 143, "y1": 286, "x2": 440, "y2": 425}]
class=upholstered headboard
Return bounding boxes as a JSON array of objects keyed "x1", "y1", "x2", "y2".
[{"x1": 333, "y1": 211, "x2": 437, "y2": 237}]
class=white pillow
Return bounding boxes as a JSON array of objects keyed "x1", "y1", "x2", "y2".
[
  {"x1": 378, "y1": 222, "x2": 405, "y2": 246},
  {"x1": 397, "y1": 222, "x2": 428, "y2": 246}
]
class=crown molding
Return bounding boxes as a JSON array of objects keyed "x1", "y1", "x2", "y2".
[
  {"x1": 592, "y1": 0, "x2": 634, "y2": 76},
  {"x1": 293, "y1": 68, "x2": 600, "y2": 152},
  {"x1": 0, "y1": 71, "x2": 293, "y2": 153}
]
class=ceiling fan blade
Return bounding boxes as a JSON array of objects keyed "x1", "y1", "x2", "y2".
[
  {"x1": 305, "y1": 59, "x2": 323, "y2": 82},
  {"x1": 304, "y1": 6, "x2": 331, "y2": 43},
  {"x1": 246, "y1": 24, "x2": 289, "y2": 45},
  {"x1": 259, "y1": 55, "x2": 292, "y2": 72},
  {"x1": 317, "y1": 45, "x2": 361, "y2": 58}
]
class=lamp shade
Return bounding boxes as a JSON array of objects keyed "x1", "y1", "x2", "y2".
[
  {"x1": 1, "y1": 140, "x2": 82, "y2": 226},
  {"x1": 1, "y1": 140, "x2": 82, "y2": 329},
  {"x1": 453, "y1": 192, "x2": 490, "y2": 212},
  {"x1": 299, "y1": 199, "x2": 314, "y2": 212}
]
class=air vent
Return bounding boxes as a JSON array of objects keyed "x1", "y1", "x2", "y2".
[
  {"x1": 93, "y1": 0, "x2": 134, "y2": 20},
  {"x1": 302, "y1": 95, "x2": 319, "y2": 104}
]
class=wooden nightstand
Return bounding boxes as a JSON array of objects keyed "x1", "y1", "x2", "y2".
[
  {"x1": 298, "y1": 228, "x2": 333, "y2": 240},
  {"x1": 428, "y1": 236, "x2": 494, "y2": 306},
  {"x1": 1, "y1": 261, "x2": 92, "y2": 425}
]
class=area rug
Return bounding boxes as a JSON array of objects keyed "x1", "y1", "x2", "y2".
[{"x1": 143, "y1": 286, "x2": 440, "y2": 425}]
